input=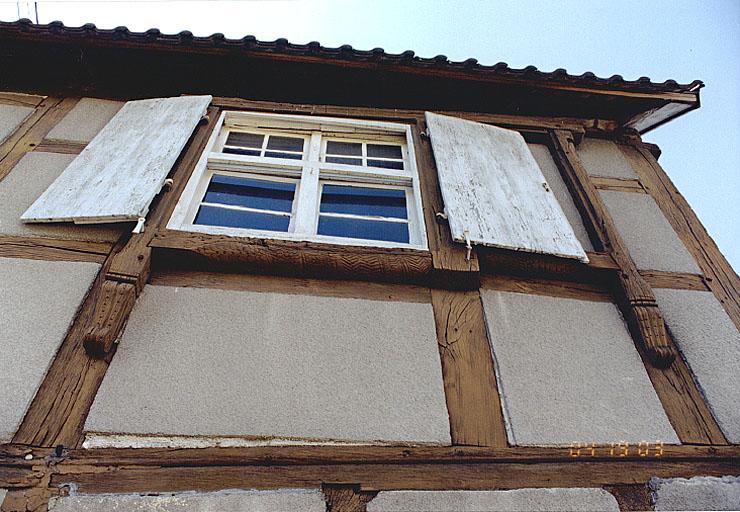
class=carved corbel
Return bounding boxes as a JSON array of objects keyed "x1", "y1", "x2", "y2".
[{"x1": 83, "y1": 279, "x2": 137, "y2": 358}]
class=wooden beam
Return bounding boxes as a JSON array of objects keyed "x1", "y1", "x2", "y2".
[
  {"x1": 0, "y1": 236, "x2": 110, "y2": 263},
  {"x1": 150, "y1": 268, "x2": 431, "y2": 303},
  {"x1": 640, "y1": 270, "x2": 709, "y2": 291},
  {"x1": 323, "y1": 484, "x2": 376, "y2": 512},
  {"x1": 620, "y1": 142, "x2": 740, "y2": 331},
  {"x1": 548, "y1": 130, "x2": 675, "y2": 368},
  {"x1": 0, "y1": 97, "x2": 78, "y2": 182},
  {"x1": 430, "y1": 289, "x2": 507, "y2": 447},
  {"x1": 603, "y1": 484, "x2": 652, "y2": 511},
  {"x1": 0, "y1": 91, "x2": 45, "y2": 108},
  {"x1": 211, "y1": 96, "x2": 615, "y2": 133},
  {"x1": 591, "y1": 176, "x2": 647, "y2": 193},
  {"x1": 48, "y1": 459, "x2": 739, "y2": 494},
  {"x1": 34, "y1": 138, "x2": 86, "y2": 155},
  {"x1": 481, "y1": 274, "x2": 612, "y2": 302},
  {"x1": 150, "y1": 230, "x2": 434, "y2": 286}
]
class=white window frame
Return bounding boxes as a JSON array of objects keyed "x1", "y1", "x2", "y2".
[{"x1": 168, "y1": 111, "x2": 428, "y2": 250}]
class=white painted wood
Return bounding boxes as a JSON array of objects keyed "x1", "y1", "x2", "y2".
[
  {"x1": 21, "y1": 95, "x2": 212, "y2": 224},
  {"x1": 425, "y1": 111, "x2": 588, "y2": 262}
]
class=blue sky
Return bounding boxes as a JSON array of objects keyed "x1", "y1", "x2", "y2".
[{"x1": 2, "y1": 0, "x2": 738, "y2": 268}]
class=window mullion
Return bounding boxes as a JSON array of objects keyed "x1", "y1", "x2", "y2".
[{"x1": 292, "y1": 132, "x2": 322, "y2": 235}]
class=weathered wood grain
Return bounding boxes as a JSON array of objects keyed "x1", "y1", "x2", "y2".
[
  {"x1": 0, "y1": 97, "x2": 78, "y2": 182},
  {"x1": 323, "y1": 485, "x2": 376, "y2": 512},
  {"x1": 591, "y1": 176, "x2": 647, "y2": 193},
  {"x1": 430, "y1": 289, "x2": 507, "y2": 447},
  {"x1": 22, "y1": 95, "x2": 212, "y2": 224},
  {"x1": 640, "y1": 270, "x2": 709, "y2": 291},
  {"x1": 481, "y1": 274, "x2": 612, "y2": 302},
  {"x1": 603, "y1": 484, "x2": 652, "y2": 512},
  {"x1": 150, "y1": 268, "x2": 431, "y2": 303},
  {"x1": 82, "y1": 280, "x2": 137, "y2": 358},
  {"x1": 548, "y1": 130, "x2": 675, "y2": 368},
  {"x1": 620, "y1": 142, "x2": 740, "y2": 331},
  {"x1": 34, "y1": 138, "x2": 86, "y2": 155},
  {"x1": 50, "y1": 460, "x2": 740, "y2": 494},
  {"x1": 151, "y1": 230, "x2": 434, "y2": 285},
  {"x1": 426, "y1": 112, "x2": 588, "y2": 261},
  {"x1": 0, "y1": 236, "x2": 110, "y2": 263}
]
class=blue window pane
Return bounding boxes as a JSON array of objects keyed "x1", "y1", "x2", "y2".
[
  {"x1": 195, "y1": 205, "x2": 290, "y2": 232},
  {"x1": 318, "y1": 216, "x2": 409, "y2": 243},
  {"x1": 320, "y1": 185, "x2": 407, "y2": 219},
  {"x1": 203, "y1": 175, "x2": 295, "y2": 212}
]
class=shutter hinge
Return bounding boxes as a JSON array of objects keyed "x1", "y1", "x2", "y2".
[
  {"x1": 132, "y1": 217, "x2": 146, "y2": 234},
  {"x1": 463, "y1": 230, "x2": 472, "y2": 261}
]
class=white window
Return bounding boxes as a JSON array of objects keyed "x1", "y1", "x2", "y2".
[{"x1": 169, "y1": 111, "x2": 427, "y2": 249}]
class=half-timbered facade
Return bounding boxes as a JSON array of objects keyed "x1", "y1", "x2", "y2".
[{"x1": 0, "y1": 19, "x2": 738, "y2": 511}]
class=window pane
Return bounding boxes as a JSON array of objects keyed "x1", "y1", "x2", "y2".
[
  {"x1": 203, "y1": 174, "x2": 296, "y2": 212},
  {"x1": 326, "y1": 141, "x2": 362, "y2": 156},
  {"x1": 266, "y1": 135, "x2": 304, "y2": 152},
  {"x1": 320, "y1": 185, "x2": 407, "y2": 219},
  {"x1": 264, "y1": 151, "x2": 303, "y2": 160},
  {"x1": 367, "y1": 159, "x2": 404, "y2": 170},
  {"x1": 226, "y1": 132, "x2": 264, "y2": 149},
  {"x1": 195, "y1": 205, "x2": 290, "y2": 232},
  {"x1": 326, "y1": 156, "x2": 363, "y2": 165},
  {"x1": 367, "y1": 144, "x2": 402, "y2": 159},
  {"x1": 318, "y1": 216, "x2": 409, "y2": 243},
  {"x1": 223, "y1": 147, "x2": 261, "y2": 157}
]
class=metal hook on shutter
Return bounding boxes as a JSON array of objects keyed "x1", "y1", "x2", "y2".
[
  {"x1": 132, "y1": 217, "x2": 146, "y2": 234},
  {"x1": 463, "y1": 230, "x2": 472, "y2": 261}
]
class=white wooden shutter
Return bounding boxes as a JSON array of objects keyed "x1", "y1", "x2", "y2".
[
  {"x1": 22, "y1": 95, "x2": 212, "y2": 224},
  {"x1": 425, "y1": 112, "x2": 588, "y2": 262}
]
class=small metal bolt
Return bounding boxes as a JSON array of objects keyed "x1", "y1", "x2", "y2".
[{"x1": 24, "y1": 453, "x2": 33, "y2": 460}]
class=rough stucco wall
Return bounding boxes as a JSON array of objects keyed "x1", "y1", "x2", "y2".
[
  {"x1": 600, "y1": 190, "x2": 701, "y2": 273},
  {"x1": 577, "y1": 138, "x2": 639, "y2": 179},
  {"x1": 85, "y1": 284, "x2": 451, "y2": 444},
  {"x1": 651, "y1": 476, "x2": 740, "y2": 511},
  {"x1": 0, "y1": 152, "x2": 125, "y2": 242},
  {"x1": 48, "y1": 489, "x2": 326, "y2": 512},
  {"x1": 0, "y1": 104, "x2": 34, "y2": 144},
  {"x1": 654, "y1": 288, "x2": 740, "y2": 443},
  {"x1": 0, "y1": 490, "x2": 6, "y2": 507},
  {"x1": 528, "y1": 143, "x2": 594, "y2": 251},
  {"x1": 0, "y1": 257, "x2": 100, "y2": 442},
  {"x1": 480, "y1": 289, "x2": 678, "y2": 446},
  {"x1": 46, "y1": 98, "x2": 124, "y2": 142},
  {"x1": 368, "y1": 489, "x2": 620, "y2": 512}
]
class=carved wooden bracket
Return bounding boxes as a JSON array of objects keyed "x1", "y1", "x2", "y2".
[
  {"x1": 548, "y1": 130, "x2": 676, "y2": 368},
  {"x1": 83, "y1": 279, "x2": 137, "y2": 358}
]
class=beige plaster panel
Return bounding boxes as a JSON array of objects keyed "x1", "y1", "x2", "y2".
[
  {"x1": 85, "y1": 285, "x2": 451, "y2": 444},
  {"x1": 0, "y1": 152, "x2": 126, "y2": 242},
  {"x1": 528, "y1": 143, "x2": 594, "y2": 251},
  {"x1": 368, "y1": 489, "x2": 620, "y2": 512},
  {"x1": 651, "y1": 475, "x2": 740, "y2": 511},
  {"x1": 0, "y1": 104, "x2": 34, "y2": 144},
  {"x1": 48, "y1": 489, "x2": 326, "y2": 512},
  {"x1": 480, "y1": 289, "x2": 678, "y2": 446},
  {"x1": 0, "y1": 257, "x2": 100, "y2": 442},
  {"x1": 46, "y1": 97, "x2": 124, "y2": 142},
  {"x1": 577, "y1": 138, "x2": 639, "y2": 179},
  {"x1": 600, "y1": 190, "x2": 701, "y2": 273},
  {"x1": 654, "y1": 288, "x2": 740, "y2": 443}
]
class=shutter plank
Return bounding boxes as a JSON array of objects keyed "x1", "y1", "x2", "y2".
[
  {"x1": 425, "y1": 112, "x2": 588, "y2": 262},
  {"x1": 22, "y1": 95, "x2": 212, "y2": 224}
]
